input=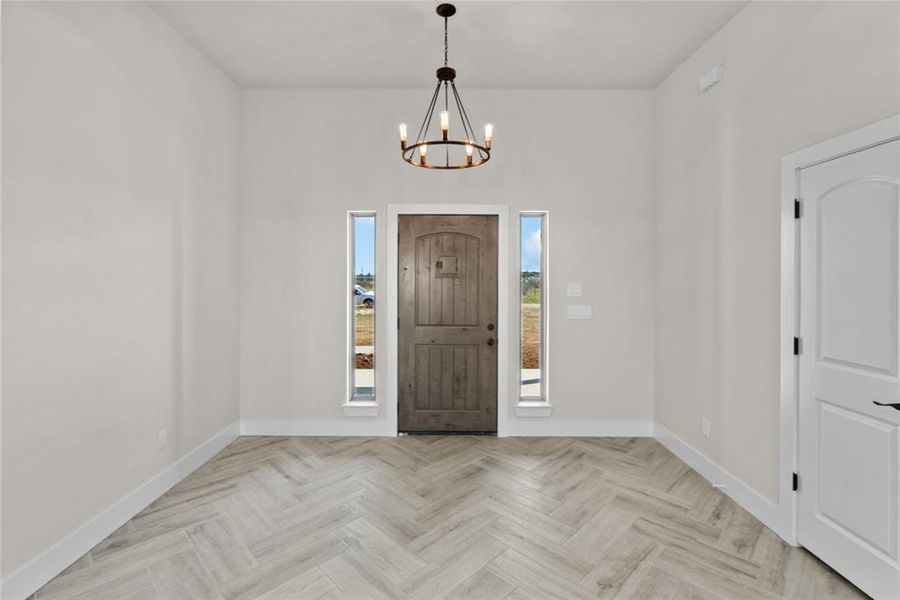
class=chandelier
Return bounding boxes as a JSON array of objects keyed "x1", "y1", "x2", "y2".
[{"x1": 398, "y1": 3, "x2": 492, "y2": 170}]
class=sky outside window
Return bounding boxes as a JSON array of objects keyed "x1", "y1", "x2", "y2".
[
  {"x1": 521, "y1": 217, "x2": 542, "y2": 273},
  {"x1": 355, "y1": 217, "x2": 375, "y2": 276}
]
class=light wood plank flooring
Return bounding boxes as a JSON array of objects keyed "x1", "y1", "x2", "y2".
[{"x1": 35, "y1": 436, "x2": 864, "y2": 599}]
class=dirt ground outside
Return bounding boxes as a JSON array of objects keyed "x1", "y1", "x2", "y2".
[
  {"x1": 521, "y1": 304, "x2": 540, "y2": 369},
  {"x1": 354, "y1": 306, "x2": 374, "y2": 368}
]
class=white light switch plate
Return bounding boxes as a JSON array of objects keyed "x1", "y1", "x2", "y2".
[
  {"x1": 567, "y1": 305, "x2": 592, "y2": 319},
  {"x1": 567, "y1": 283, "x2": 582, "y2": 297}
]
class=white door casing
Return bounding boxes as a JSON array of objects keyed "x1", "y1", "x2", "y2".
[{"x1": 798, "y1": 138, "x2": 900, "y2": 600}]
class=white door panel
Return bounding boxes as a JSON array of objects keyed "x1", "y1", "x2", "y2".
[
  {"x1": 818, "y1": 401, "x2": 896, "y2": 559},
  {"x1": 818, "y1": 179, "x2": 899, "y2": 375},
  {"x1": 799, "y1": 138, "x2": 900, "y2": 600}
]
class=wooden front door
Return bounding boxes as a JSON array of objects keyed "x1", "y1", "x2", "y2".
[{"x1": 398, "y1": 215, "x2": 498, "y2": 433}]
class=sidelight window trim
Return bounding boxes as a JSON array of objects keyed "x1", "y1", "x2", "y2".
[
  {"x1": 517, "y1": 211, "x2": 551, "y2": 416},
  {"x1": 345, "y1": 211, "x2": 379, "y2": 416}
]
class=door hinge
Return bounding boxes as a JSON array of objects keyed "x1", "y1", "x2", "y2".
[
  {"x1": 792, "y1": 472, "x2": 799, "y2": 491},
  {"x1": 397, "y1": 317, "x2": 400, "y2": 330},
  {"x1": 794, "y1": 198, "x2": 801, "y2": 219},
  {"x1": 793, "y1": 336, "x2": 801, "y2": 355}
]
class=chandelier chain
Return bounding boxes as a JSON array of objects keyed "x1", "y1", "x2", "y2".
[{"x1": 444, "y1": 17, "x2": 448, "y2": 67}]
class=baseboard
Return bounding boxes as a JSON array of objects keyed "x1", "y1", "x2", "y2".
[
  {"x1": 240, "y1": 418, "x2": 652, "y2": 438},
  {"x1": 0, "y1": 421, "x2": 241, "y2": 600},
  {"x1": 653, "y1": 423, "x2": 793, "y2": 544},
  {"x1": 504, "y1": 418, "x2": 654, "y2": 437},
  {"x1": 240, "y1": 418, "x2": 395, "y2": 437}
]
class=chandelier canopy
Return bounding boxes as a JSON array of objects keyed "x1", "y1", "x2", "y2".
[{"x1": 398, "y1": 3, "x2": 492, "y2": 170}]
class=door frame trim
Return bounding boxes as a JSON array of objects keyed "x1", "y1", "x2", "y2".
[
  {"x1": 386, "y1": 204, "x2": 510, "y2": 436},
  {"x1": 780, "y1": 114, "x2": 900, "y2": 545}
]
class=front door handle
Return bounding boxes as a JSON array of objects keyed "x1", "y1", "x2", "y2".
[
  {"x1": 487, "y1": 338, "x2": 495, "y2": 346},
  {"x1": 873, "y1": 401, "x2": 900, "y2": 411}
]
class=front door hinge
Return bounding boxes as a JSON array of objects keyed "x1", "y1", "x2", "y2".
[
  {"x1": 793, "y1": 337, "x2": 801, "y2": 355},
  {"x1": 792, "y1": 472, "x2": 799, "y2": 492},
  {"x1": 397, "y1": 317, "x2": 400, "y2": 330},
  {"x1": 794, "y1": 198, "x2": 801, "y2": 219}
]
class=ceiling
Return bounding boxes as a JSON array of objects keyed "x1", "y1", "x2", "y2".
[{"x1": 149, "y1": 1, "x2": 747, "y2": 90}]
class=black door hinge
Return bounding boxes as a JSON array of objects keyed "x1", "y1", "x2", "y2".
[
  {"x1": 792, "y1": 472, "x2": 799, "y2": 491},
  {"x1": 793, "y1": 337, "x2": 800, "y2": 355},
  {"x1": 794, "y1": 198, "x2": 801, "y2": 219}
]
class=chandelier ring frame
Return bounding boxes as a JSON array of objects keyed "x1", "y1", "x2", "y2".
[{"x1": 401, "y1": 140, "x2": 490, "y2": 170}]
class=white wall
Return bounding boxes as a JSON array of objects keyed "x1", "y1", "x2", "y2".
[
  {"x1": 1, "y1": 1, "x2": 241, "y2": 579},
  {"x1": 654, "y1": 1, "x2": 900, "y2": 501},
  {"x1": 240, "y1": 89, "x2": 655, "y2": 435}
]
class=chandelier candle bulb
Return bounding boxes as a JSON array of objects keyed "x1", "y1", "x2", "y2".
[
  {"x1": 484, "y1": 123, "x2": 494, "y2": 149},
  {"x1": 465, "y1": 144, "x2": 473, "y2": 166},
  {"x1": 440, "y1": 111, "x2": 449, "y2": 141},
  {"x1": 398, "y1": 122, "x2": 407, "y2": 149},
  {"x1": 420, "y1": 144, "x2": 428, "y2": 166}
]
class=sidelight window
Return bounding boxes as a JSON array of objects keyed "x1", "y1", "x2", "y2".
[
  {"x1": 520, "y1": 212, "x2": 547, "y2": 401},
  {"x1": 349, "y1": 212, "x2": 375, "y2": 400}
]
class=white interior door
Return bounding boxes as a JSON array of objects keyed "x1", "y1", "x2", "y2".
[{"x1": 798, "y1": 138, "x2": 900, "y2": 600}]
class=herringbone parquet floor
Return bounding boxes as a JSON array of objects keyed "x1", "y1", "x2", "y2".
[{"x1": 34, "y1": 436, "x2": 864, "y2": 600}]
